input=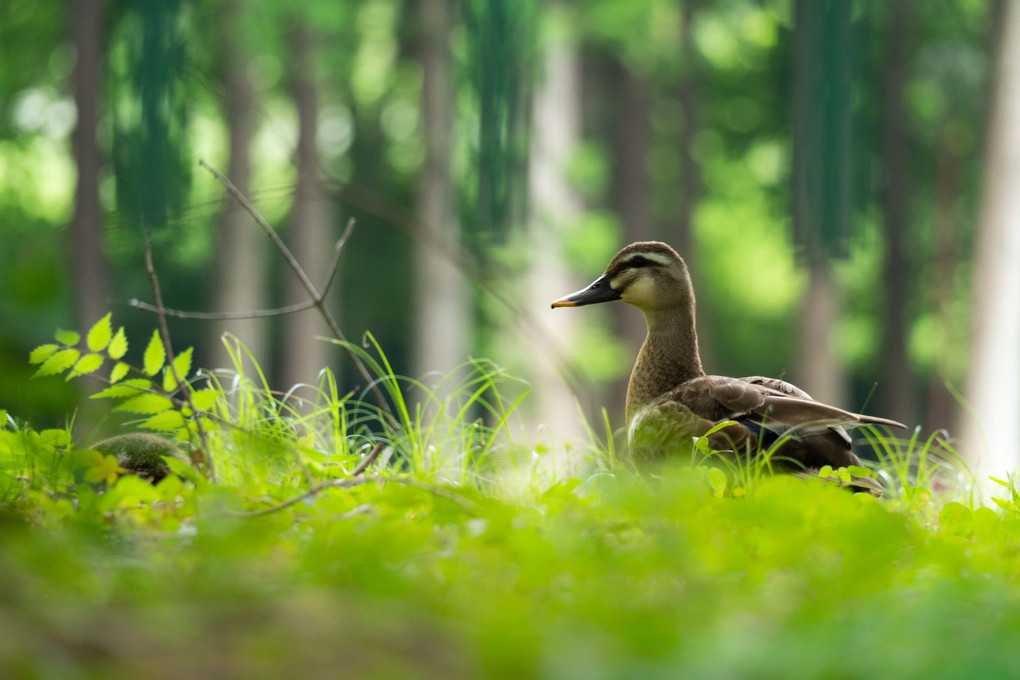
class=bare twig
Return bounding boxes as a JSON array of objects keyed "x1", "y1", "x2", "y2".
[
  {"x1": 224, "y1": 473, "x2": 479, "y2": 519},
  {"x1": 322, "y1": 218, "x2": 355, "y2": 296},
  {"x1": 144, "y1": 231, "x2": 216, "y2": 482},
  {"x1": 129, "y1": 298, "x2": 317, "y2": 320},
  {"x1": 198, "y1": 159, "x2": 396, "y2": 426},
  {"x1": 351, "y1": 441, "x2": 385, "y2": 477}
]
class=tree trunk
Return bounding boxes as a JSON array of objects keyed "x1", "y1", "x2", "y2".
[
  {"x1": 960, "y1": 0, "x2": 1020, "y2": 480},
  {"x1": 926, "y1": 122, "x2": 962, "y2": 432},
  {"x1": 412, "y1": 0, "x2": 470, "y2": 381},
  {"x1": 791, "y1": 0, "x2": 851, "y2": 407},
  {"x1": 610, "y1": 63, "x2": 655, "y2": 414},
  {"x1": 522, "y1": 6, "x2": 585, "y2": 446},
  {"x1": 69, "y1": 0, "x2": 108, "y2": 331},
  {"x1": 876, "y1": 0, "x2": 917, "y2": 426},
  {"x1": 208, "y1": 0, "x2": 268, "y2": 370},
  {"x1": 279, "y1": 23, "x2": 335, "y2": 391}
]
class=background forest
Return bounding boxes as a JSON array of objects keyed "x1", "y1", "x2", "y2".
[{"x1": 1, "y1": 0, "x2": 1016, "y2": 479}]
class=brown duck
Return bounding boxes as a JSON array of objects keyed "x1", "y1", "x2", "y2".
[{"x1": 551, "y1": 241, "x2": 905, "y2": 478}]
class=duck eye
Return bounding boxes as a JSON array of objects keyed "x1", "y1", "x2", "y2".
[{"x1": 629, "y1": 256, "x2": 649, "y2": 268}]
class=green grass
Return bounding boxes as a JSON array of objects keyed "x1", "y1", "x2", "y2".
[{"x1": 3, "y1": 330, "x2": 1020, "y2": 679}]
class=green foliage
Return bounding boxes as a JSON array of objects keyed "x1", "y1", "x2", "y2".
[{"x1": 6, "y1": 315, "x2": 1018, "y2": 677}]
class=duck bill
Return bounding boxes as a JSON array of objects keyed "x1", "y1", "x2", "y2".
[{"x1": 551, "y1": 274, "x2": 621, "y2": 308}]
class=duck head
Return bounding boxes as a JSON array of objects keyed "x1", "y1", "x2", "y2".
[{"x1": 551, "y1": 241, "x2": 694, "y2": 313}]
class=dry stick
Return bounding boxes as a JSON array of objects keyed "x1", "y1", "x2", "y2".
[
  {"x1": 198, "y1": 159, "x2": 396, "y2": 425},
  {"x1": 128, "y1": 223, "x2": 351, "y2": 321},
  {"x1": 226, "y1": 473, "x2": 479, "y2": 519},
  {"x1": 129, "y1": 298, "x2": 317, "y2": 320},
  {"x1": 144, "y1": 231, "x2": 216, "y2": 482}
]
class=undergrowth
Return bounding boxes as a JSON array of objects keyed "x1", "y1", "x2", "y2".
[{"x1": 2, "y1": 317, "x2": 1019, "y2": 679}]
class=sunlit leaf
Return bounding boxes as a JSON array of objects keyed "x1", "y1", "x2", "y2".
[
  {"x1": 143, "y1": 331, "x2": 166, "y2": 376},
  {"x1": 172, "y1": 347, "x2": 193, "y2": 381},
  {"x1": 142, "y1": 410, "x2": 187, "y2": 432},
  {"x1": 110, "y1": 362, "x2": 131, "y2": 384},
  {"x1": 29, "y1": 344, "x2": 60, "y2": 364},
  {"x1": 69, "y1": 353, "x2": 104, "y2": 378},
  {"x1": 83, "y1": 454, "x2": 124, "y2": 485},
  {"x1": 846, "y1": 465, "x2": 872, "y2": 478},
  {"x1": 55, "y1": 329, "x2": 81, "y2": 346},
  {"x1": 91, "y1": 379, "x2": 152, "y2": 400},
  {"x1": 108, "y1": 327, "x2": 128, "y2": 360},
  {"x1": 190, "y1": 389, "x2": 220, "y2": 411},
  {"x1": 86, "y1": 313, "x2": 113, "y2": 352},
  {"x1": 34, "y1": 349, "x2": 80, "y2": 378},
  {"x1": 39, "y1": 429, "x2": 71, "y2": 447},
  {"x1": 114, "y1": 393, "x2": 175, "y2": 414},
  {"x1": 707, "y1": 467, "x2": 727, "y2": 497}
]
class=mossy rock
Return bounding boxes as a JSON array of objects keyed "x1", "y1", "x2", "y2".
[{"x1": 93, "y1": 433, "x2": 191, "y2": 483}]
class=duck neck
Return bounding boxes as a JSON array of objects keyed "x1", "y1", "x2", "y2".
[{"x1": 626, "y1": 305, "x2": 705, "y2": 424}]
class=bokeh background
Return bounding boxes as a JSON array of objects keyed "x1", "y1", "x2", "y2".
[{"x1": 1, "y1": 0, "x2": 1016, "y2": 477}]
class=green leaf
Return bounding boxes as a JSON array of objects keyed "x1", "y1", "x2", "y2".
[
  {"x1": 142, "y1": 410, "x2": 187, "y2": 432},
  {"x1": 34, "y1": 349, "x2": 81, "y2": 378},
  {"x1": 92, "y1": 378, "x2": 152, "y2": 400},
  {"x1": 846, "y1": 465, "x2": 872, "y2": 478},
  {"x1": 110, "y1": 362, "x2": 130, "y2": 384},
  {"x1": 818, "y1": 465, "x2": 835, "y2": 479},
  {"x1": 143, "y1": 331, "x2": 166, "y2": 376},
  {"x1": 86, "y1": 313, "x2": 113, "y2": 352},
  {"x1": 165, "y1": 456, "x2": 203, "y2": 485},
  {"x1": 190, "y1": 388, "x2": 220, "y2": 411},
  {"x1": 114, "y1": 393, "x2": 175, "y2": 414},
  {"x1": 108, "y1": 327, "x2": 128, "y2": 360},
  {"x1": 39, "y1": 429, "x2": 71, "y2": 447},
  {"x1": 172, "y1": 347, "x2": 193, "y2": 381},
  {"x1": 29, "y1": 344, "x2": 60, "y2": 364},
  {"x1": 55, "y1": 329, "x2": 81, "y2": 346},
  {"x1": 707, "y1": 467, "x2": 727, "y2": 497},
  {"x1": 163, "y1": 348, "x2": 192, "y2": 392},
  {"x1": 69, "y1": 353, "x2": 104, "y2": 378}
]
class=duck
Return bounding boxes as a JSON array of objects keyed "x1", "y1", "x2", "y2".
[{"x1": 551, "y1": 241, "x2": 905, "y2": 485}]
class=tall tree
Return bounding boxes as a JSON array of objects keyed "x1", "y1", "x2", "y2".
[
  {"x1": 609, "y1": 62, "x2": 655, "y2": 412},
  {"x1": 791, "y1": 0, "x2": 852, "y2": 407},
  {"x1": 207, "y1": 0, "x2": 268, "y2": 370},
  {"x1": 960, "y1": 0, "x2": 1020, "y2": 479},
  {"x1": 523, "y1": 1, "x2": 585, "y2": 443},
  {"x1": 412, "y1": 0, "x2": 470, "y2": 380},
  {"x1": 279, "y1": 22, "x2": 335, "y2": 390},
  {"x1": 876, "y1": 0, "x2": 917, "y2": 426},
  {"x1": 68, "y1": 0, "x2": 109, "y2": 331}
]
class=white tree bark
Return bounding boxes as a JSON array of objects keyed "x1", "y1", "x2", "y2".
[
  {"x1": 412, "y1": 0, "x2": 470, "y2": 381},
  {"x1": 208, "y1": 0, "x2": 268, "y2": 370},
  {"x1": 960, "y1": 0, "x2": 1020, "y2": 482},
  {"x1": 521, "y1": 13, "x2": 585, "y2": 450},
  {"x1": 280, "y1": 23, "x2": 334, "y2": 392}
]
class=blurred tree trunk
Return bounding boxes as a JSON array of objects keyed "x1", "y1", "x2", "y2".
[
  {"x1": 523, "y1": 3, "x2": 584, "y2": 444},
  {"x1": 876, "y1": 0, "x2": 917, "y2": 426},
  {"x1": 791, "y1": 0, "x2": 851, "y2": 407},
  {"x1": 279, "y1": 23, "x2": 334, "y2": 390},
  {"x1": 69, "y1": 0, "x2": 109, "y2": 331},
  {"x1": 412, "y1": 0, "x2": 470, "y2": 380},
  {"x1": 676, "y1": 0, "x2": 711, "y2": 370},
  {"x1": 610, "y1": 63, "x2": 655, "y2": 412},
  {"x1": 960, "y1": 0, "x2": 1020, "y2": 478},
  {"x1": 926, "y1": 122, "x2": 962, "y2": 432},
  {"x1": 208, "y1": 0, "x2": 268, "y2": 370}
]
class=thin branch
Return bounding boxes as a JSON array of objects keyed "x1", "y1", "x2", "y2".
[
  {"x1": 351, "y1": 441, "x2": 385, "y2": 477},
  {"x1": 224, "y1": 473, "x2": 479, "y2": 519},
  {"x1": 199, "y1": 159, "x2": 396, "y2": 425},
  {"x1": 129, "y1": 298, "x2": 317, "y2": 320},
  {"x1": 144, "y1": 231, "x2": 216, "y2": 482},
  {"x1": 321, "y1": 217, "x2": 355, "y2": 295}
]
